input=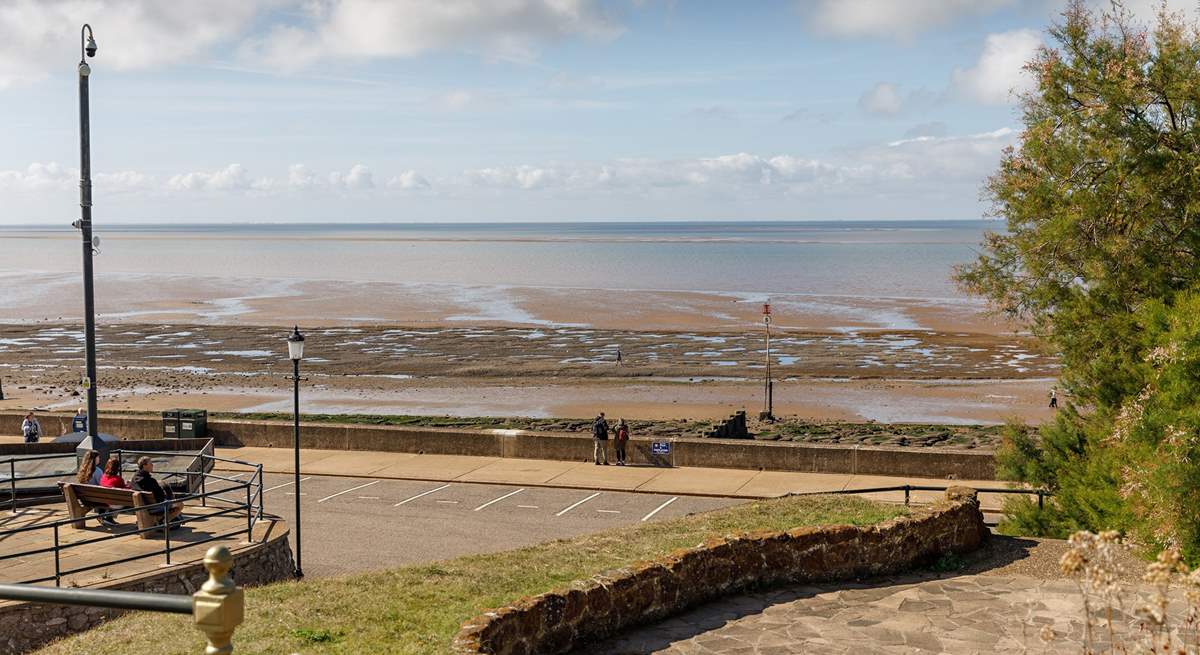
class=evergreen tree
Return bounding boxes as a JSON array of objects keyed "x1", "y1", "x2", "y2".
[{"x1": 958, "y1": 1, "x2": 1200, "y2": 556}]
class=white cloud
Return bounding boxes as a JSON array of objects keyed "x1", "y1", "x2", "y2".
[
  {"x1": 328, "y1": 163, "x2": 375, "y2": 190},
  {"x1": 952, "y1": 29, "x2": 1041, "y2": 105},
  {"x1": 246, "y1": 0, "x2": 622, "y2": 72},
  {"x1": 286, "y1": 164, "x2": 319, "y2": 190},
  {"x1": 0, "y1": 0, "x2": 265, "y2": 89},
  {"x1": 166, "y1": 164, "x2": 266, "y2": 192},
  {"x1": 0, "y1": 130, "x2": 1015, "y2": 216},
  {"x1": 807, "y1": 0, "x2": 1015, "y2": 39},
  {"x1": 388, "y1": 170, "x2": 431, "y2": 190},
  {"x1": 0, "y1": 162, "x2": 74, "y2": 189},
  {"x1": 858, "y1": 82, "x2": 904, "y2": 116}
]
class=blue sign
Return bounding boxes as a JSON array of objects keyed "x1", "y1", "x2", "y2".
[{"x1": 651, "y1": 441, "x2": 671, "y2": 455}]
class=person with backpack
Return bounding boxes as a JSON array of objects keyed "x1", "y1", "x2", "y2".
[
  {"x1": 592, "y1": 412, "x2": 610, "y2": 465},
  {"x1": 614, "y1": 418, "x2": 630, "y2": 466},
  {"x1": 21, "y1": 412, "x2": 41, "y2": 443}
]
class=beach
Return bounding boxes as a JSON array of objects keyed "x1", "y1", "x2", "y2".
[{"x1": 0, "y1": 221, "x2": 1056, "y2": 424}]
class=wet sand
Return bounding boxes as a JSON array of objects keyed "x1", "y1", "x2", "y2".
[
  {"x1": 0, "y1": 322, "x2": 1057, "y2": 425},
  {"x1": 5, "y1": 273, "x2": 1005, "y2": 334}
]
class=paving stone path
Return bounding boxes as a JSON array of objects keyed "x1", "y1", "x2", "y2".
[{"x1": 581, "y1": 572, "x2": 1180, "y2": 654}]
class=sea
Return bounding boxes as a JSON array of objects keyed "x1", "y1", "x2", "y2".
[{"x1": 0, "y1": 220, "x2": 995, "y2": 302}]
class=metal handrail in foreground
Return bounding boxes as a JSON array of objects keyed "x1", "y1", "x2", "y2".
[
  {"x1": 0, "y1": 544, "x2": 245, "y2": 654},
  {"x1": 795, "y1": 483, "x2": 1051, "y2": 509}
]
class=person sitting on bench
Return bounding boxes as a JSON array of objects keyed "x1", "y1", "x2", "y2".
[
  {"x1": 131, "y1": 456, "x2": 182, "y2": 524},
  {"x1": 76, "y1": 450, "x2": 117, "y2": 526}
]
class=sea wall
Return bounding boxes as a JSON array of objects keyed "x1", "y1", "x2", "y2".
[
  {"x1": 451, "y1": 487, "x2": 987, "y2": 655},
  {"x1": 0, "y1": 521, "x2": 294, "y2": 655},
  {"x1": 0, "y1": 412, "x2": 996, "y2": 480}
]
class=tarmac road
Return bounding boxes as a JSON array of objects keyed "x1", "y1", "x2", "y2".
[{"x1": 240, "y1": 472, "x2": 745, "y2": 577}]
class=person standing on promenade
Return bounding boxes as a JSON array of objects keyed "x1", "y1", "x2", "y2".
[
  {"x1": 1049, "y1": 387, "x2": 1058, "y2": 410},
  {"x1": 21, "y1": 412, "x2": 41, "y2": 443},
  {"x1": 73, "y1": 407, "x2": 88, "y2": 433},
  {"x1": 614, "y1": 418, "x2": 630, "y2": 466},
  {"x1": 592, "y1": 412, "x2": 610, "y2": 465}
]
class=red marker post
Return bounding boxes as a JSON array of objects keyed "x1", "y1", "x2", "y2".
[{"x1": 761, "y1": 302, "x2": 774, "y2": 421}]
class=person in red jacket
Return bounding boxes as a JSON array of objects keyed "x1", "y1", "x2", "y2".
[
  {"x1": 95, "y1": 456, "x2": 127, "y2": 527},
  {"x1": 99, "y1": 456, "x2": 127, "y2": 489},
  {"x1": 614, "y1": 418, "x2": 630, "y2": 466}
]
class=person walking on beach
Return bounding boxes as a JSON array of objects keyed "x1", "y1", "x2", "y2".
[
  {"x1": 21, "y1": 412, "x2": 41, "y2": 443},
  {"x1": 1049, "y1": 387, "x2": 1058, "y2": 410},
  {"x1": 614, "y1": 418, "x2": 630, "y2": 466},
  {"x1": 592, "y1": 412, "x2": 610, "y2": 465}
]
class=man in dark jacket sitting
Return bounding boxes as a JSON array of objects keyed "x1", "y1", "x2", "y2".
[{"x1": 131, "y1": 456, "x2": 183, "y2": 524}]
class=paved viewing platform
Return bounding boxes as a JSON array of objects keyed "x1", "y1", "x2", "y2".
[{"x1": 0, "y1": 503, "x2": 281, "y2": 588}]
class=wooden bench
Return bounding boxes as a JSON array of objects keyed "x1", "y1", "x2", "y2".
[{"x1": 59, "y1": 483, "x2": 157, "y2": 539}]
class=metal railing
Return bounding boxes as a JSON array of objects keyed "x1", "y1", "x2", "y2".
[
  {"x1": 0, "y1": 450, "x2": 265, "y2": 587},
  {"x1": 3, "y1": 452, "x2": 79, "y2": 508},
  {"x1": 795, "y1": 483, "x2": 1051, "y2": 509},
  {"x1": 2, "y1": 441, "x2": 218, "y2": 509},
  {"x1": 0, "y1": 544, "x2": 246, "y2": 653}
]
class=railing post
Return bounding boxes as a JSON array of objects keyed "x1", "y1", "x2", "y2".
[
  {"x1": 163, "y1": 503, "x2": 172, "y2": 566},
  {"x1": 193, "y1": 546, "x2": 244, "y2": 655},
  {"x1": 256, "y1": 465, "x2": 264, "y2": 524},
  {"x1": 53, "y1": 524, "x2": 61, "y2": 587},
  {"x1": 9, "y1": 459, "x2": 15, "y2": 514},
  {"x1": 1038, "y1": 490, "x2": 1044, "y2": 510},
  {"x1": 904, "y1": 485, "x2": 910, "y2": 506},
  {"x1": 245, "y1": 483, "x2": 253, "y2": 540},
  {"x1": 201, "y1": 472, "x2": 207, "y2": 508}
]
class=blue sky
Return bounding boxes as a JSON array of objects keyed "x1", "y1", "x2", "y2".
[{"x1": 0, "y1": 0, "x2": 1184, "y2": 223}]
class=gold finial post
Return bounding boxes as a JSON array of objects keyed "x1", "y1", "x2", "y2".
[{"x1": 192, "y1": 546, "x2": 245, "y2": 655}]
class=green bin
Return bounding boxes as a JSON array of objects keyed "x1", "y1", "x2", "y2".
[
  {"x1": 179, "y1": 409, "x2": 208, "y2": 439},
  {"x1": 162, "y1": 409, "x2": 181, "y2": 439}
]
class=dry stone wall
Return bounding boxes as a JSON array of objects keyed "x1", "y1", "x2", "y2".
[
  {"x1": 0, "y1": 525, "x2": 293, "y2": 655},
  {"x1": 452, "y1": 487, "x2": 987, "y2": 655}
]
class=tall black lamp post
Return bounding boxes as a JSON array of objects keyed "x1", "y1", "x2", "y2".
[
  {"x1": 75, "y1": 24, "x2": 102, "y2": 465},
  {"x1": 287, "y1": 326, "x2": 305, "y2": 578}
]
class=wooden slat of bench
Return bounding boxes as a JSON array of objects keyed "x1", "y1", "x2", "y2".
[{"x1": 64, "y1": 484, "x2": 149, "y2": 506}]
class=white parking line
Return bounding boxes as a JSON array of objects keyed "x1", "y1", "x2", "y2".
[
  {"x1": 358, "y1": 496, "x2": 380, "y2": 500},
  {"x1": 436, "y1": 500, "x2": 460, "y2": 504},
  {"x1": 394, "y1": 484, "x2": 451, "y2": 507},
  {"x1": 316, "y1": 480, "x2": 379, "y2": 503},
  {"x1": 474, "y1": 488, "x2": 525, "y2": 512},
  {"x1": 641, "y1": 496, "x2": 677, "y2": 521},
  {"x1": 556, "y1": 492, "x2": 602, "y2": 517},
  {"x1": 265, "y1": 477, "x2": 311, "y2": 493},
  {"x1": 517, "y1": 505, "x2": 539, "y2": 509},
  {"x1": 597, "y1": 509, "x2": 621, "y2": 514}
]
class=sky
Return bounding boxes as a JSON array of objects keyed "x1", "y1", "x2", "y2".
[{"x1": 0, "y1": 0, "x2": 1190, "y2": 224}]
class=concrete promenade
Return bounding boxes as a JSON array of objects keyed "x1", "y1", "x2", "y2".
[{"x1": 211, "y1": 444, "x2": 1006, "y2": 510}]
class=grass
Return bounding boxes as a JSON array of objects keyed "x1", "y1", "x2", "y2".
[{"x1": 35, "y1": 495, "x2": 905, "y2": 655}]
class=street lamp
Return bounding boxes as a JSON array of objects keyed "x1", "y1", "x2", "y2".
[
  {"x1": 287, "y1": 326, "x2": 305, "y2": 578},
  {"x1": 75, "y1": 23, "x2": 102, "y2": 464}
]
